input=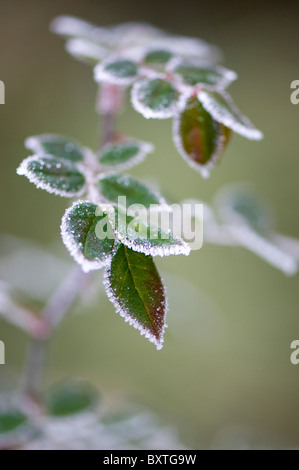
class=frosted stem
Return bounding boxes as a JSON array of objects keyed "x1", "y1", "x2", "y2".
[
  {"x1": 96, "y1": 82, "x2": 124, "y2": 146},
  {"x1": 21, "y1": 266, "x2": 90, "y2": 403}
]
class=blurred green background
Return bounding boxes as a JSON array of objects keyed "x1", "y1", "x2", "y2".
[{"x1": 0, "y1": 0, "x2": 299, "y2": 449}]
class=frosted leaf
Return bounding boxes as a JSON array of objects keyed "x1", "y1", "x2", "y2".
[
  {"x1": 154, "y1": 36, "x2": 221, "y2": 64},
  {"x1": 50, "y1": 16, "x2": 111, "y2": 44},
  {"x1": 98, "y1": 174, "x2": 164, "y2": 208},
  {"x1": 65, "y1": 38, "x2": 108, "y2": 64},
  {"x1": 169, "y1": 59, "x2": 237, "y2": 88},
  {"x1": 108, "y1": 206, "x2": 190, "y2": 257},
  {"x1": 61, "y1": 201, "x2": 115, "y2": 272},
  {"x1": 103, "y1": 243, "x2": 167, "y2": 350},
  {"x1": 98, "y1": 139, "x2": 154, "y2": 171},
  {"x1": 94, "y1": 58, "x2": 139, "y2": 86},
  {"x1": 46, "y1": 380, "x2": 99, "y2": 417},
  {"x1": 173, "y1": 93, "x2": 231, "y2": 178},
  {"x1": 143, "y1": 49, "x2": 173, "y2": 65},
  {"x1": 214, "y1": 185, "x2": 298, "y2": 275},
  {"x1": 131, "y1": 78, "x2": 178, "y2": 119},
  {"x1": 215, "y1": 185, "x2": 275, "y2": 235},
  {"x1": 50, "y1": 16, "x2": 97, "y2": 37},
  {"x1": 25, "y1": 134, "x2": 85, "y2": 162},
  {"x1": 17, "y1": 156, "x2": 86, "y2": 197},
  {"x1": 198, "y1": 89, "x2": 263, "y2": 140},
  {"x1": 108, "y1": 22, "x2": 166, "y2": 49},
  {"x1": 0, "y1": 406, "x2": 35, "y2": 450}
]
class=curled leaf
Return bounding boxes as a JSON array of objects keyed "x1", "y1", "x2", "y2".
[
  {"x1": 173, "y1": 94, "x2": 231, "y2": 178},
  {"x1": 104, "y1": 243, "x2": 167, "y2": 349}
]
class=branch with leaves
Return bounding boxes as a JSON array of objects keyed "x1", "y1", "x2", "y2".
[
  {"x1": 15, "y1": 17, "x2": 266, "y2": 352},
  {"x1": 0, "y1": 16, "x2": 298, "y2": 449}
]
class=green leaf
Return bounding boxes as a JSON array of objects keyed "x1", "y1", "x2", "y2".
[
  {"x1": 173, "y1": 94, "x2": 231, "y2": 178},
  {"x1": 98, "y1": 139, "x2": 154, "y2": 170},
  {"x1": 131, "y1": 78, "x2": 178, "y2": 119},
  {"x1": 94, "y1": 59, "x2": 138, "y2": 85},
  {"x1": 99, "y1": 174, "x2": 162, "y2": 208},
  {"x1": 172, "y1": 62, "x2": 237, "y2": 87},
  {"x1": 0, "y1": 410, "x2": 27, "y2": 435},
  {"x1": 46, "y1": 380, "x2": 99, "y2": 417},
  {"x1": 0, "y1": 408, "x2": 35, "y2": 449},
  {"x1": 144, "y1": 49, "x2": 173, "y2": 64},
  {"x1": 197, "y1": 89, "x2": 263, "y2": 140},
  {"x1": 17, "y1": 156, "x2": 86, "y2": 197},
  {"x1": 61, "y1": 201, "x2": 115, "y2": 272},
  {"x1": 25, "y1": 134, "x2": 85, "y2": 162},
  {"x1": 104, "y1": 244, "x2": 167, "y2": 349},
  {"x1": 108, "y1": 206, "x2": 190, "y2": 257}
]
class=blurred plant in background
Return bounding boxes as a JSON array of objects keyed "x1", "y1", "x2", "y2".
[{"x1": 0, "y1": 14, "x2": 298, "y2": 450}]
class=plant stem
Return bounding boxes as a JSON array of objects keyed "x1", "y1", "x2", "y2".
[
  {"x1": 21, "y1": 266, "x2": 90, "y2": 404},
  {"x1": 97, "y1": 82, "x2": 124, "y2": 145}
]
